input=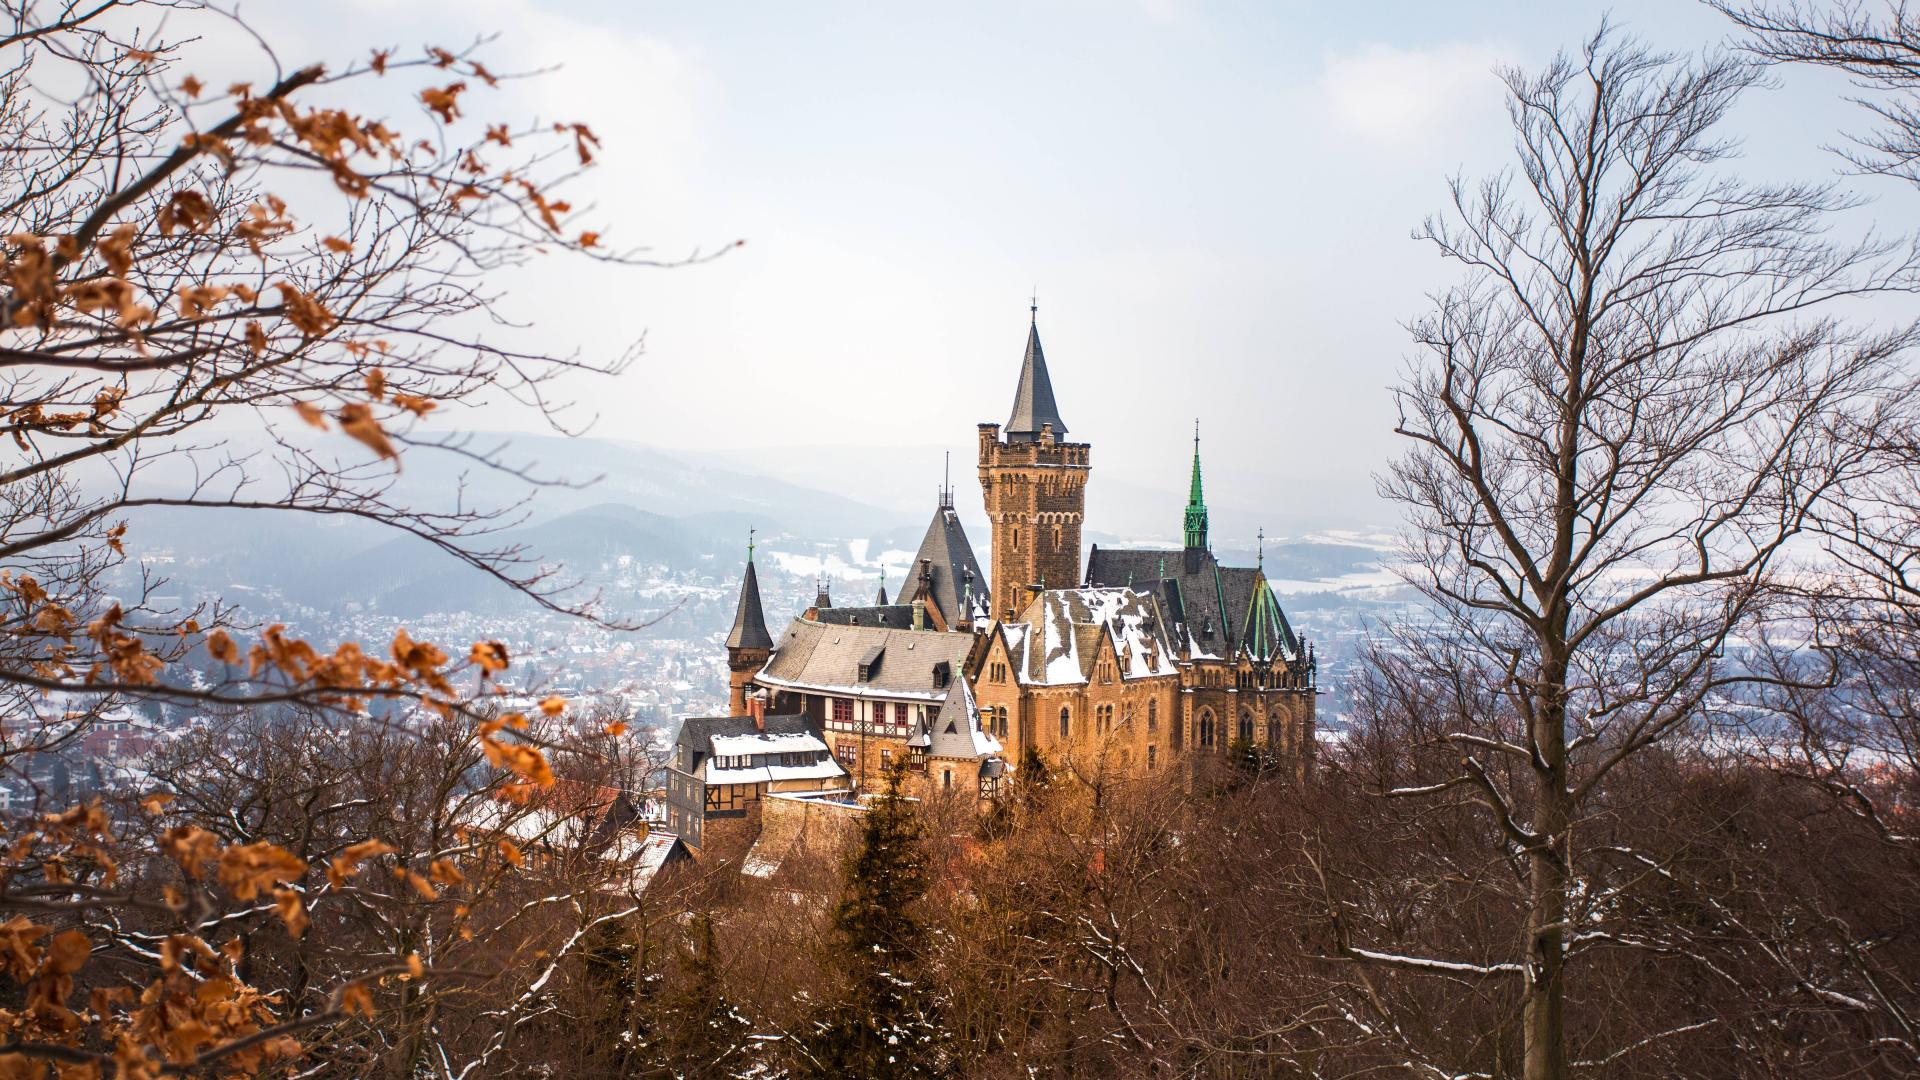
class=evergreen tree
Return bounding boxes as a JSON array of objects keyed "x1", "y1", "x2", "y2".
[
  {"x1": 797, "y1": 763, "x2": 950, "y2": 1078},
  {"x1": 651, "y1": 912, "x2": 758, "y2": 1078}
]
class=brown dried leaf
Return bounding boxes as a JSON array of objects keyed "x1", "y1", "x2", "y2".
[{"x1": 336, "y1": 403, "x2": 397, "y2": 464}]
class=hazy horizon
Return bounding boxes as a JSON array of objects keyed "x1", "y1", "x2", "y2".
[{"x1": 236, "y1": 0, "x2": 1919, "y2": 530}]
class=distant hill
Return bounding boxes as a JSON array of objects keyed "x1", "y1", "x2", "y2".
[{"x1": 102, "y1": 431, "x2": 1392, "y2": 622}]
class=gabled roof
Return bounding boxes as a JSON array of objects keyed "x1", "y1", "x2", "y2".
[
  {"x1": 1012, "y1": 586, "x2": 1179, "y2": 686},
  {"x1": 896, "y1": 503, "x2": 988, "y2": 626},
  {"x1": 1084, "y1": 547, "x2": 1300, "y2": 663},
  {"x1": 725, "y1": 558, "x2": 773, "y2": 651},
  {"x1": 758, "y1": 619, "x2": 978, "y2": 701},
  {"x1": 1004, "y1": 317, "x2": 1068, "y2": 442},
  {"x1": 928, "y1": 678, "x2": 1002, "y2": 760}
]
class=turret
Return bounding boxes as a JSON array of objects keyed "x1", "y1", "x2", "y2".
[{"x1": 724, "y1": 533, "x2": 773, "y2": 717}]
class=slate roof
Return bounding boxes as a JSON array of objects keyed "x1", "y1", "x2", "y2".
[
  {"x1": 725, "y1": 558, "x2": 773, "y2": 651},
  {"x1": 927, "y1": 678, "x2": 1003, "y2": 760},
  {"x1": 675, "y1": 712, "x2": 811, "y2": 753},
  {"x1": 895, "y1": 503, "x2": 988, "y2": 625},
  {"x1": 758, "y1": 618, "x2": 978, "y2": 701},
  {"x1": 1084, "y1": 546, "x2": 1300, "y2": 662},
  {"x1": 813, "y1": 604, "x2": 919, "y2": 629},
  {"x1": 1004, "y1": 318, "x2": 1068, "y2": 442}
]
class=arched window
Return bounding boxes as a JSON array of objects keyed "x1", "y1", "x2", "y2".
[
  {"x1": 1053, "y1": 524, "x2": 1063, "y2": 549},
  {"x1": 1147, "y1": 699, "x2": 1158, "y2": 732},
  {"x1": 1238, "y1": 709, "x2": 1255, "y2": 744},
  {"x1": 1198, "y1": 708, "x2": 1215, "y2": 748},
  {"x1": 1059, "y1": 706, "x2": 1071, "y2": 740}
]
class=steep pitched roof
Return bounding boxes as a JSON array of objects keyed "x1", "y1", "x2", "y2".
[
  {"x1": 927, "y1": 677, "x2": 1003, "y2": 760},
  {"x1": 1004, "y1": 317, "x2": 1068, "y2": 442},
  {"x1": 758, "y1": 618, "x2": 978, "y2": 701},
  {"x1": 1084, "y1": 547, "x2": 1300, "y2": 663},
  {"x1": 725, "y1": 558, "x2": 773, "y2": 651},
  {"x1": 1012, "y1": 586, "x2": 1179, "y2": 686},
  {"x1": 896, "y1": 504, "x2": 988, "y2": 625}
]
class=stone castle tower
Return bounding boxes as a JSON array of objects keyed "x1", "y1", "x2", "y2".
[
  {"x1": 724, "y1": 538, "x2": 773, "y2": 716},
  {"x1": 977, "y1": 305, "x2": 1090, "y2": 619}
]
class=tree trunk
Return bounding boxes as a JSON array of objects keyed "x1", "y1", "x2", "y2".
[{"x1": 1525, "y1": 652, "x2": 1571, "y2": 1080}]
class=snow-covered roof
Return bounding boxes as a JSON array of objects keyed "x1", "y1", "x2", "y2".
[
  {"x1": 1013, "y1": 587, "x2": 1179, "y2": 687},
  {"x1": 709, "y1": 731, "x2": 827, "y2": 757},
  {"x1": 927, "y1": 678, "x2": 1003, "y2": 760},
  {"x1": 700, "y1": 758, "x2": 847, "y2": 786}
]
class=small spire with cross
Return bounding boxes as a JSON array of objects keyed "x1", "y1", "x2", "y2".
[
  {"x1": 1030, "y1": 288, "x2": 1038, "y2": 323},
  {"x1": 1257, "y1": 526, "x2": 1265, "y2": 569},
  {"x1": 748, "y1": 525, "x2": 756, "y2": 563}
]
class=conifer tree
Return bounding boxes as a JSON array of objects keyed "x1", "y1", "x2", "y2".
[
  {"x1": 797, "y1": 763, "x2": 950, "y2": 1078},
  {"x1": 652, "y1": 912, "x2": 757, "y2": 1078}
]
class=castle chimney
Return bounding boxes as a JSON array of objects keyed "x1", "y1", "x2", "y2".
[
  {"x1": 747, "y1": 689, "x2": 766, "y2": 732},
  {"x1": 912, "y1": 599, "x2": 927, "y2": 631}
]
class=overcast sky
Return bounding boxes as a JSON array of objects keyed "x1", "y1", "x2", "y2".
[{"x1": 254, "y1": 0, "x2": 1918, "y2": 531}]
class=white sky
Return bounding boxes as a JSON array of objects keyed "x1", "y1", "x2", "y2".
[{"x1": 242, "y1": 0, "x2": 1915, "y2": 529}]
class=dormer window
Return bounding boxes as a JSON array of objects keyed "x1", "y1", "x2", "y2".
[{"x1": 932, "y1": 661, "x2": 951, "y2": 688}]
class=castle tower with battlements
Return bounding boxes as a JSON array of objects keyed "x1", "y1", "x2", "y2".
[{"x1": 977, "y1": 305, "x2": 1090, "y2": 620}]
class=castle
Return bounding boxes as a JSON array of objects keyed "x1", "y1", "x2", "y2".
[{"x1": 663, "y1": 307, "x2": 1316, "y2": 848}]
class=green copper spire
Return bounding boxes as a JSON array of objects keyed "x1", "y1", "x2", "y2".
[{"x1": 1184, "y1": 420, "x2": 1209, "y2": 550}]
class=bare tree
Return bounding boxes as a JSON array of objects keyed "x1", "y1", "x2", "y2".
[
  {"x1": 1371, "y1": 22, "x2": 1916, "y2": 1079},
  {"x1": 0, "y1": 0, "x2": 711, "y2": 1071}
]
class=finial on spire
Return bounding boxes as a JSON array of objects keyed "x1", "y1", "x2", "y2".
[
  {"x1": 747, "y1": 525, "x2": 756, "y2": 563},
  {"x1": 1257, "y1": 526, "x2": 1265, "y2": 569},
  {"x1": 1030, "y1": 288, "x2": 1038, "y2": 323},
  {"x1": 1185, "y1": 422, "x2": 1210, "y2": 550}
]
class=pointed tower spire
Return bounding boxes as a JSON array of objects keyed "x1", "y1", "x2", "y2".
[
  {"x1": 725, "y1": 537, "x2": 772, "y2": 652},
  {"x1": 875, "y1": 573, "x2": 889, "y2": 606},
  {"x1": 1004, "y1": 299, "x2": 1067, "y2": 442},
  {"x1": 1185, "y1": 420, "x2": 1210, "y2": 551},
  {"x1": 724, "y1": 534, "x2": 773, "y2": 716}
]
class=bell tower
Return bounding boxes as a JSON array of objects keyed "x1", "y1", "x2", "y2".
[{"x1": 978, "y1": 302, "x2": 1090, "y2": 620}]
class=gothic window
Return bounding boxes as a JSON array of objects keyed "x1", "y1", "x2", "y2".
[
  {"x1": 1052, "y1": 524, "x2": 1063, "y2": 550},
  {"x1": 1148, "y1": 745, "x2": 1158, "y2": 770},
  {"x1": 942, "y1": 769, "x2": 953, "y2": 790},
  {"x1": 996, "y1": 706, "x2": 1008, "y2": 738},
  {"x1": 1122, "y1": 702, "x2": 1133, "y2": 727},
  {"x1": 1238, "y1": 709, "x2": 1255, "y2": 744},
  {"x1": 1198, "y1": 708, "x2": 1216, "y2": 748},
  {"x1": 1059, "y1": 706, "x2": 1071, "y2": 740},
  {"x1": 1147, "y1": 699, "x2": 1158, "y2": 731}
]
